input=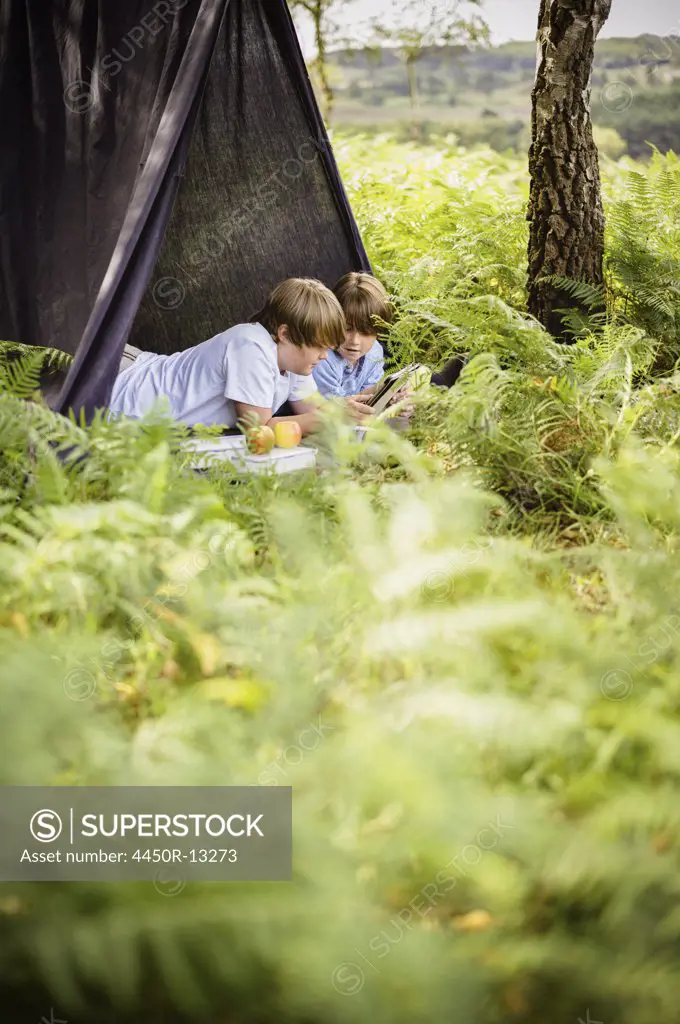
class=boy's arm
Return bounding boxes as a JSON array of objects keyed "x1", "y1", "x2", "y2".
[
  {"x1": 353, "y1": 344, "x2": 385, "y2": 401},
  {"x1": 291, "y1": 396, "x2": 374, "y2": 426},
  {"x1": 318, "y1": 381, "x2": 377, "y2": 414},
  {"x1": 275, "y1": 399, "x2": 319, "y2": 435},
  {"x1": 353, "y1": 384, "x2": 377, "y2": 400},
  {"x1": 311, "y1": 354, "x2": 344, "y2": 397},
  {"x1": 293, "y1": 362, "x2": 377, "y2": 425},
  {"x1": 234, "y1": 402, "x2": 318, "y2": 438}
]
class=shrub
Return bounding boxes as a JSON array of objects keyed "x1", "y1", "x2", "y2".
[{"x1": 2, "y1": 136, "x2": 680, "y2": 1024}]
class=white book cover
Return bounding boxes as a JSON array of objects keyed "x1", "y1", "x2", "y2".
[{"x1": 179, "y1": 436, "x2": 317, "y2": 475}]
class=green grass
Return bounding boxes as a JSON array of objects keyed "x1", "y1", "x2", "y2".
[
  {"x1": 1, "y1": 136, "x2": 680, "y2": 1023},
  {"x1": 334, "y1": 78, "x2": 532, "y2": 121}
]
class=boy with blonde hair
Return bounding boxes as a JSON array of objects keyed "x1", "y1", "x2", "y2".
[{"x1": 110, "y1": 278, "x2": 346, "y2": 436}]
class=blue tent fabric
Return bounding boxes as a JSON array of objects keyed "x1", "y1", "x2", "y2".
[{"x1": 0, "y1": 0, "x2": 370, "y2": 419}]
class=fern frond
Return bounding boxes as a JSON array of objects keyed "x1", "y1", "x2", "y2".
[
  {"x1": 542, "y1": 276, "x2": 607, "y2": 311},
  {"x1": 0, "y1": 340, "x2": 73, "y2": 378},
  {"x1": 0, "y1": 350, "x2": 46, "y2": 399}
]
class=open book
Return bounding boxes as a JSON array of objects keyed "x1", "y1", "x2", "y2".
[{"x1": 366, "y1": 363, "x2": 428, "y2": 415}]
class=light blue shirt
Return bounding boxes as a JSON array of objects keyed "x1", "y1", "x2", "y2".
[
  {"x1": 312, "y1": 341, "x2": 384, "y2": 398},
  {"x1": 109, "y1": 323, "x2": 317, "y2": 426}
]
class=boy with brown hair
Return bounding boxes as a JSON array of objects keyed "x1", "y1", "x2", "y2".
[
  {"x1": 312, "y1": 272, "x2": 391, "y2": 413},
  {"x1": 314, "y1": 271, "x2": 467, "y2": 414},
  {"x1": 110, "y1": 277, "x2": 345, "y2": 436}
]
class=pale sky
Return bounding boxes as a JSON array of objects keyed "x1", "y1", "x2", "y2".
[{"x1": 296, "y1": 0, "x2": 680, "y2": 53}]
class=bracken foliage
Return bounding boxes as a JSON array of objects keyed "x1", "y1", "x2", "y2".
[{"x1": 2, "y1": 136, "x2": 680, "y2": 1024}]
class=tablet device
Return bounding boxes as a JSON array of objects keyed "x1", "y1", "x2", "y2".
[{"x1": 367, "y1": 364, "x2": 421, "y2": 415}]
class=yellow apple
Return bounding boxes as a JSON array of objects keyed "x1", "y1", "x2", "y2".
[
  {"x1": 245, "y1": 425, "x2": 275, "y2": 455},
  {"x1": 274, "y1": 422, "x2": 302, "y2": 448}
]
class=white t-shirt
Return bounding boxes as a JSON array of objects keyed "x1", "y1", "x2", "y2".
[{"x1": 109, "y1": 322, "x2": 318, "y2": 426}]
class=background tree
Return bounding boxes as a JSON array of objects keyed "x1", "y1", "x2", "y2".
[
  {"x1": 370, "y1": 0, "x2": 488, "y2": 114},
  {"x1": 527, "y1": 0, "x2": 613, "y2": 338},
  {"x1": 289, "y1": 0, "x2": 356, "y2": 121}
]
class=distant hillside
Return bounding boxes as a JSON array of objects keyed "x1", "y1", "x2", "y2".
[{"x1": 324, "y1": 35, "x2": 680, "y2": 158}]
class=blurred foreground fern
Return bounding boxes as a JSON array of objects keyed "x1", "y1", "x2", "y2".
[{"x1": 2, "y1": 139, "x2": 680, "y2": 1024}]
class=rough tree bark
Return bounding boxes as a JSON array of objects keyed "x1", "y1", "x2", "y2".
[{"x1": 527, "y1": 0, "x2": 613, "y2": 339}]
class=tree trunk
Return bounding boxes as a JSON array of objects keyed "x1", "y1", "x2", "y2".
[
  {"x1": 527, "y1": 0, "x2": 612, "y2": 339},
  {"x1": 405, "y1": 55, "x2": 425, "y2": 141},
  {"x1": 406, "y1": 56, "x2": 419, "y2": 111},
  {"x1": 313, "y1": 12, "x2": 334, "y2": 123}
]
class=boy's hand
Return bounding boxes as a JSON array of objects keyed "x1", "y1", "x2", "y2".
[
  {"x1": 384, "y1": 385, "x2": 414, "y2": 423},
  {"x1": 389, "y1": 385, "x2": 413, "y2": 406},
  {"x1": 345, "y1": 397, "x2": 374, "y2": 423},
  {"x1": 388, "y1": 386, "x2": 415, "y2": 420}
]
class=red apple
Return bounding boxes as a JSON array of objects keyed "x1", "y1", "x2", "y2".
[
  {"x1": 274, "y1": 422, "x2": 302, "y2": 448},
  {"x1": 246, "y1": 425, "x2": 275, "y2": 455}
]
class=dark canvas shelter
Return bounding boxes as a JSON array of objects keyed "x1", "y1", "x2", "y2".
[{"x1": 0, "y1": 0, "x2": 370, "y2": 419}]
